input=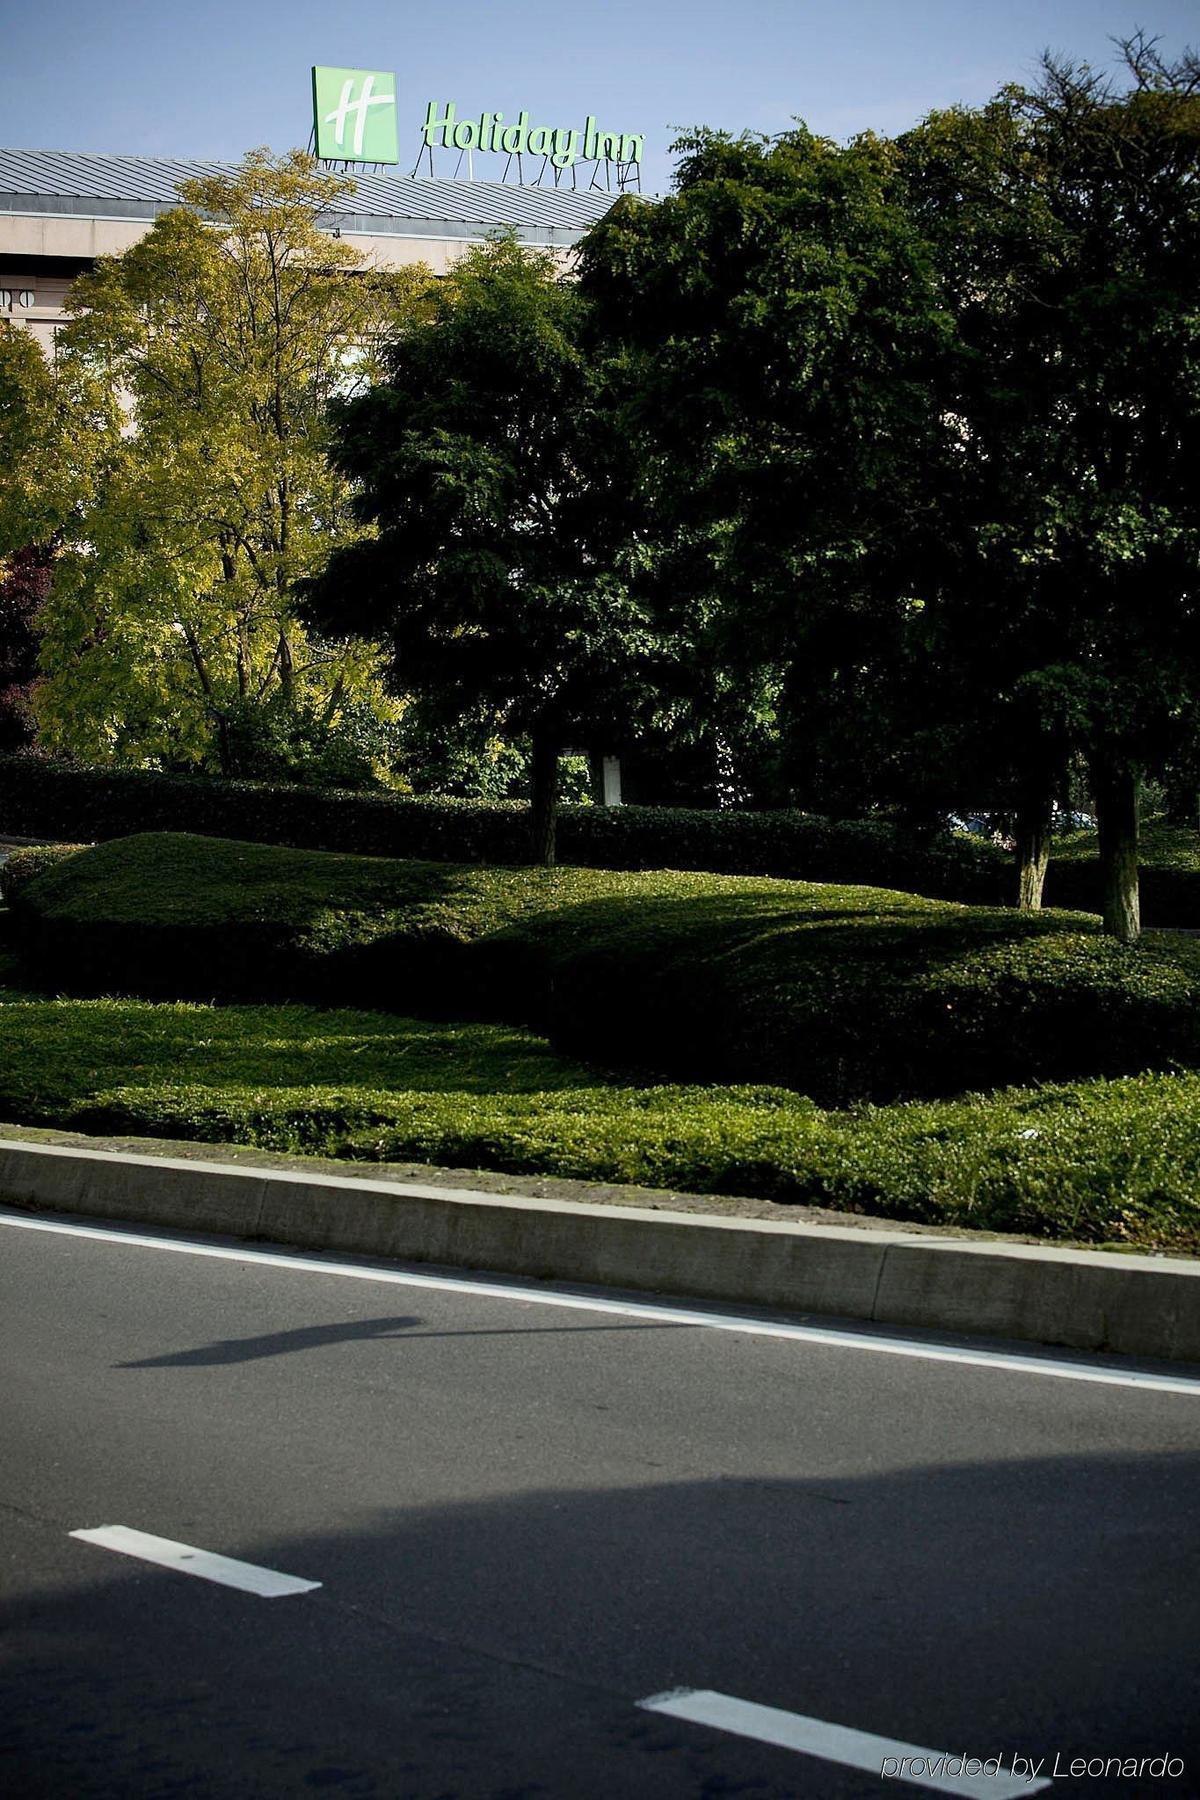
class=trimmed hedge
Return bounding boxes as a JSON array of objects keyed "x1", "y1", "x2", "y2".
[
  {"x1": 0, "y1": 751, "x2": 1009, "y2": 903},
  {"x1": 0, "y1": 843, "x2": 89, "y2": 904},
  {"x1": 9, "y1": 834, "x2": 678, "y2": 1009},
  {"x1": 8, "y1": 752, "x2": 1200, "y2": 923},
  {"x1": 0, "y1": 968, "x2": 1196, "y2": 1248},
  {"x1": 13, "y1": 832, "x2": 1200, "y2": 1105}
]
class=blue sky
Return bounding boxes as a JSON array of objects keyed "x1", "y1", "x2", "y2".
[{"x1": 3, "y1": 1, "x2": 1197, "y2": 192}]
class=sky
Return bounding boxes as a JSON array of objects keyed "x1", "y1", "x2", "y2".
[{"x1": 2, "y1": 0, "x2": 1197, "y2": 193}]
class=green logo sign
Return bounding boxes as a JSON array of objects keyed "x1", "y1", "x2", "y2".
[{"x1": 312, "y1": 66, "x2": 399, "y2": 163}]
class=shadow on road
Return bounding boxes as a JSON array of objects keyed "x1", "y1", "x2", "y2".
[
  {"x1": 3, "y1": 1450, "x2": 1198, "y2": 1797},
  {"x1": 116, "y1": 1314, "x2": 691, "y2": 1368}
]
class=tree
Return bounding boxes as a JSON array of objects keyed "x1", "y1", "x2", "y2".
[
  {"x1": 898, "y1": 43, "x2": 1200, "y2": 939},
  {"x1": 304, "y1": 233, "x2": 672, "y2": 863},
  {"x1": 0, "y1": 322, "x2": 118, "y2": 756},
  {"x1": 0, "y1": 544, "x2": 52, "y2": 750},
  {"x1": 577, "y1": 125, "x2": 957, "y2": 824},
  {"x1": 4, "y1": 150, "x2": 425, "y2": 773}
]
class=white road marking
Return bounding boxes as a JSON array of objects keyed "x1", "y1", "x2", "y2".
[
  {"x1": 639, "y1": 1690, "x2": 1050, "y2": 1796},
  {"x1": 2, "y1": 1208, "x2": 1197, "y2": 1395},
  {"x1": 69, "y1": 1526, "x2": 320, "y2": 1597}
]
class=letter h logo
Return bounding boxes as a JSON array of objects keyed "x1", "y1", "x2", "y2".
[{"x1": 312, "y1": 68, "x2": 399, "y2": 164}]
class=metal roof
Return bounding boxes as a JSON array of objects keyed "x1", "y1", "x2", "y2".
[{"x1": 0, "y1": 147, "x2": 621, "y2": 244}]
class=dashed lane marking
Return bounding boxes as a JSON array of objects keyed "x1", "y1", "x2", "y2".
[
  {"x1": 639, "y1": 1690, "x2": 1051, "y2": 1795},
  {"x1": 69, "y1": 1526, "x2": 321, "y2": 1597}
]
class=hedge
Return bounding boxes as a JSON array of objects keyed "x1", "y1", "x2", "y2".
[
  {"x1": 8, "y1": 751, "x2": 1200, "y2": 922},
  {"x1": 1042, "y1": 859, "x2": 1200, "y2": 925},
  {"x1": 0, "y1": 966, "x2": 1196, "y2": 1248},
  {"x1": 0, "y1": 843, "x2": 89, "y2": 904},
  {"x1": 13, "y1": 832, "x2": 1200, "y2": 1105},
  {"x1": 0, "y1": 751, "x2": 1010, "y2": 903}
]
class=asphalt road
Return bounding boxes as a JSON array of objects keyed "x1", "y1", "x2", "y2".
[{"x1": 2, "y1": 1207, "x2": 1198, "y2": 1799}]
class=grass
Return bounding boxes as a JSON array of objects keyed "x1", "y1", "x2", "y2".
[
  {"x1": 1053, "y1": 817, "x2": 1200, "y2": 871},
  {"x1": 13, "y1": 832, "x2": 1200, "y2": 1104},
  {"x1": 1, "y1": 946, "x2": 1197, "y2": 1252}
]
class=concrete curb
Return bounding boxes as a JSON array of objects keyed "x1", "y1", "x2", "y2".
[{"x1": 1, "y1": 1135, "x2": 1197, "y2": 1362}]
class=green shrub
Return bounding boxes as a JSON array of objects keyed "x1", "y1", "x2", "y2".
[
  {"x1": 536, "y1": 896, "x2": 1200, "y2": 1101},
  {"x1": 10, "y1": 754, "x2": 1200, "y2": 922},
  {"x1": 0, "y1": 751, "x2": 1009, "y2": 902},
  {"x1": 0, "y1": 842, "x2": 87, "y2": 904},
  {"x1": 107, "y1": 1070, "x2": 1183, "y2": 1251},
  {"x1": 15, "y1": 831, "x2": 1200, "y2": 1104},
  {"x1": 0, "y1": 967, "x2": 1195, "y2": 1248},
  {"x1": 11, "y1": 832, "x2": 665, "y2": 1008}
]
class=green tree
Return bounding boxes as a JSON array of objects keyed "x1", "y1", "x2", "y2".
[
  {"x1": 898, "y1": 42, "x2": 1200, "y2": 939},
  {"x1": 8, "y1": 150, "x2": 426, "y2": 773},
  {"x1": 0, "y1": 321, "x2": 120, "y2": 756},
  {"x1": 304, "y1": 233, "x2": 671, "y2": 863},
  {"x1": 0, "y1": 319, "x2": 119, "y2": 556},
  {"x1": 578, "y1": 125, "x2": 956, "y2": 825},
  {"x1": 0, "y1": 544, "x2": 53, "y2": 750}
]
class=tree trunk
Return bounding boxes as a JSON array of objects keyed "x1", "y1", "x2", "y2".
[
  {"x1": 1092, "y1": 757, "x2": 1140, "y2": 944},
  {"x1": 530, "y1": 730, "x2": 561, "y2": 867},
  {"x1": 276, "y1": 629, "x2": 295, "y2": 704},
  {"x1": 212, "y1": 712, "x2": 234, "y2": 778},
  {"x1": 1015, "y1": 786, "x2": 1053, "y2": 911}
]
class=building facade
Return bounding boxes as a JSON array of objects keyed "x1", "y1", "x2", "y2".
[{"x1": 0, "y1": 147, "x2": 616, "y2": 351}]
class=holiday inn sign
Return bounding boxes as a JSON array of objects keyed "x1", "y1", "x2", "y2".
[
  {"x1": 311, "y1": 66, "x2": 643, "y2": 172},
  {"x1": 420, "y1": 102, "x2": 643, "y2": 171}
]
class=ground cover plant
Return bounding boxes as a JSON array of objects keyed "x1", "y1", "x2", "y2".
[
  {"x1": 11, "y1": 832, "x2": 1200, "y2": 1107},
  {"x1": 0, "y1": 843, "x2": 87, "y2": 900},
  {"x1": 0, "y1": 961, "x2": 1196, "y2": 1253}
]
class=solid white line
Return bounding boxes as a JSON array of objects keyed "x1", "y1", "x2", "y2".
[
  {"x1": 639, "y1": 1690, "x2": 1050, "y2": 1796},
  {"x1": 69, "y1": 1526, "x2": 320, "y2": 1597},
  {"x1": 2, "y1": 1209, "x2": 1197, "y2": 1395}
]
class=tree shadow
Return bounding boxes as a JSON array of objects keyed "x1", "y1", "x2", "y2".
[
  {"x1": 115, "y1": 1314, "x2": 425, "y2": 1368},
  {"x1": 116, "y1": 1315, "x2": 686, "y2": 1368},
  {"x1": 2, "y1": 1451, "x2": 1197, "y2": 1797}
]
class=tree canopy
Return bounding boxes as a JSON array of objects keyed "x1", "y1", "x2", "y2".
[
  {"x1": 577, "y1": 122, "x2": 958, "y2": 820},
  {"x1": 572, "y1": 44, "x2": 1200, "y2": 937},
  {"x1": 5, "y1": 41, "x2": 1199, "y2": 928},
  {"x1": 892, "y1": 41, "x2": 1200, "y2": 937},
  {"x1": 0, "y1": 150, "x2": 424, "y2": 774},
  {"x1": 304, "y1": 232, "x2": 679, "y2": 861}
]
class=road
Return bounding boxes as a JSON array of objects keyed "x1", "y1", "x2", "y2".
[{"x1": 2, "y1": 1205, "x2": 1198, "y2": 1798}]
